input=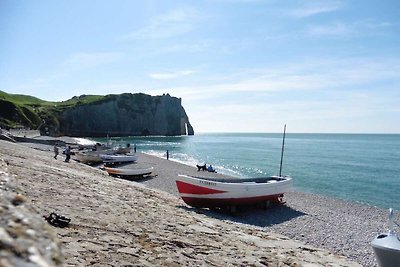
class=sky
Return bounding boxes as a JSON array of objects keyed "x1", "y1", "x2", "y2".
[{"x1": 1, "y1": 0, "x2": 400, "y2": 133}]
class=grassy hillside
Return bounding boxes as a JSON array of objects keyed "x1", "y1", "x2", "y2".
[{"x1": 0, "y1": 90, "x2": 106, "y2": 131}]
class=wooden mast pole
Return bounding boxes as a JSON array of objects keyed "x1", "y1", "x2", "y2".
[{"x1": 279, "y1": 124, "x2": 286, "y2": 177}]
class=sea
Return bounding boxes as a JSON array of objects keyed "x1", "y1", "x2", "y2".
[{"x1": 90, "y1": 133, "x2": 400, "y2": 211}]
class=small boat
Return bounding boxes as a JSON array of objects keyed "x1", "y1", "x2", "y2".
[
  {"x1": 104, "y1": 166, "x2": 153, "y2": 177},
  {"x1": 176, "y1": 125, "x2": 293, "y2": 210},
  {"x1": 371, "y1": 208, "x2": 400, "y2": 267},
  {"x1": 75, "y1": 151, "x2": 103, "y2": 164},
  {"x1": 113, "y1": 146, "x2": 131, "y2": 154},
  {"x1": 100, "y1": 154, "x2": 138, "y2": 163},
  {"x1": 176, "y1": 174, "x2": 292, "y2": 209}
]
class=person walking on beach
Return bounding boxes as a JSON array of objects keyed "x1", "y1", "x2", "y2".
[
  {"x1": 53, "y1": 143, "x2": 59, "y2": 159},
  {"x1": 166, "y1": 150, "x2": 169, "y2": 160},
  {"x1": 64, "y1": 146, "x2": 71, "y2": 162}
]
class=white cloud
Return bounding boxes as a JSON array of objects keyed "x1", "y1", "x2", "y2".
[
  {"x1": 187, "y1": 89, "x2": 400, "y2": 133},
  {"x1": 145, "y1": 57, "x2": 400, "y2": 109},
  {"x1": 288, "y1": 1, "x2": 343, "y2": 18},
  {"x1": 307, "y1": 22, "x2": 351, "y2": 36},
  {"x1": 149, "y1": 70, "x2": 196, "y2": 80},
  {"x1": 123, "y1": 7, "x2": 199, "y2": 40},
  {"x1": 307, "y1": 19, "x2": 393, "y2": 37}
]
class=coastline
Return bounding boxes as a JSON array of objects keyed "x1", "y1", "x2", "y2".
[{"x1": 0, "y1": 140, "x2": 381, "y2": 266}]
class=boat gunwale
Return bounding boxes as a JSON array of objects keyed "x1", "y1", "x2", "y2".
[
  {"x1": 105, "y1": 166, "x2": 153, "y2": 175},
  {"x1": 178, "y1": 174, "x2": 292, "y2": 184}
]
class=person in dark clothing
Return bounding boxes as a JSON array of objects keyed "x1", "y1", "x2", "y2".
[
  {"x1": 64, "y1": 146, "x2": 71, "y2": 162},
  {"x1": 53, "y1": 143, "x2": 59, "y2": 159}
]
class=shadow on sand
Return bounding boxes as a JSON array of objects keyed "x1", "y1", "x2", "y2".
[
  {"x1": 112, "y1": 174, "x2": 157, "y2": 182},
  {"x1": 178, "y1": 204, "x2": 306, "y2": 228}
]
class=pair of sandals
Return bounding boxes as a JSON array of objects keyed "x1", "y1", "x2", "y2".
[{"x1": 44, "y1": 212, "x2": 71, "y2": 228}]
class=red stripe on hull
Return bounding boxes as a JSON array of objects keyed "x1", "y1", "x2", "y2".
[
  {"x1": 176, "y1": 181, "x2": 227, "y2": 195},
  {"x1": 181, "y1": 194, "x2": 282, "y2": 208}
]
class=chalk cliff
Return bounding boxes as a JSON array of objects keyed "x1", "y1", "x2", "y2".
[{"x1": 59, "y1": 93, "x2": 194, "y2": 137}]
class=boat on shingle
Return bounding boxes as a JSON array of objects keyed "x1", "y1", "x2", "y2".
[
  {"x1": 104, "y1": 165, "x2": 153, "y2": 178},
  {"x1": 371, "y1": 208, "x2": 400, "y2": 267},
  {"x1": 176, "y1": 125, "x2": 293, "y2": 212},
  {"x1": 100, "y1": 154, "x2": 137, "y2": 164},
  {"x1": 176, "y1": 174, "x2": 293, "y2": 210}
]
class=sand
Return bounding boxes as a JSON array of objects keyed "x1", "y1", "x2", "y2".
[{"x1": 0, "y1": 139, "x2": 384, "y2": 266}]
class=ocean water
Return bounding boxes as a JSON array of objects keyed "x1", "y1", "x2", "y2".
[{"x1": 92, "y1": 133, "x2": 400, "y2": 210}]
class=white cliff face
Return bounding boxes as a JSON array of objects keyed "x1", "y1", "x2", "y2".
[{"x1": 59, "y1": 93, "x2": 194, "y2": 137}]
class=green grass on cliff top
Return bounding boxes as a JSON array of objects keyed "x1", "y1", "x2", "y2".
[{"x1": 0, "y1": 90, "x2": 104, "y2": 107}]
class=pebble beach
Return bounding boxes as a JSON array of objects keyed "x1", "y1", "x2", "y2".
[{"x1": 0, "y1": 139, "x2": 388, "y2": 266}]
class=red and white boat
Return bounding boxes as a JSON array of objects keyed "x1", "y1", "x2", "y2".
[
  {"x1": 176, "y1": 125, "x2": 293, "y2": 210},
  {"x1": 176, "y1": 174, "x2": 293, "y2": 209}
]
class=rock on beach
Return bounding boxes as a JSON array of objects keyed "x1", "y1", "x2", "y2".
[{"x1": 0, "y1": 139, "x2": 376, "y2": 266}]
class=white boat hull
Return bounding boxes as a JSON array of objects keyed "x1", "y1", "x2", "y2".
[
  {"x1": 75, "y1": 151, "x2": 103, "y2": 164},
  {"x1": 113, "y1": 147, "x2": 132, "y2": 154},
  {"x1": 105, "y1": 166, "x2": 153, "y2": 177},
  {"x1": 100, "y1": 154, "x2": 137, "y2": 163},
  {"x1": 176, "y1": 175, "x2": 293, "y2": 208}
]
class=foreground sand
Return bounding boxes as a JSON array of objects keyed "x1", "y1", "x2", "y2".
[{"x1": 0, "y1": 140, "x2": 372, "y2": 266}]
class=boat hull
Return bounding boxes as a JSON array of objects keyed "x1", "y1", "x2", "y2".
[
  {"x1": 105, "y1": 166, "x2": 153, "y2": 177},
  {"x1": 113, "y1": 147, "x2": 131, "y2": 154},
  {"x1": 371, "y1": 233, "x2": 400, "y2": 267},
  {"x1": 176, "y1": 175, "x2": 292, "y2": 208},
  {"x1": 75, "y1": 152, "x2": 103, "y2": 164},
  {"x1": 100, "y1": 154, "x2": 138, "y2": 163}
]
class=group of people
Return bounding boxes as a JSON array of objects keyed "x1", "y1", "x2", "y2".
[{"x1": 53, "y1": 143, "x2": 71, "y2": 162}]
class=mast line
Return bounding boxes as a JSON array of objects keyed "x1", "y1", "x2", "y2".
[{"x1": 279, "y1": 124, "x2": 286, "y2": 177}]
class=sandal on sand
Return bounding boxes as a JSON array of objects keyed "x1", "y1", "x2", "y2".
[{"x1": 44, "y1": 212, "x2": 71, "y2": 228}]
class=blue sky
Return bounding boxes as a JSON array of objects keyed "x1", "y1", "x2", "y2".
[{"x1": 1, "y1": 0, "x2": 399, "y2": 133}]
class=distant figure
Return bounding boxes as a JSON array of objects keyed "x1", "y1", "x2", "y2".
[
  {"x1": 166, "y1": 150, "x2": 169, "y2": 160},
  {"x1": 53, "y1": 144, "x2": 59, "y2": 159},
  {"x1": 207, "y1": 165, "x2": 215, "y2": 172},
  {"x1": 134, "y1": 144, "x2": 137, "y2": 153},
  {"x1": 127, "y1": 143, "x2": 130, "y2": 148},
  {"x1": 64, "y1": 146, "x2": 71, "y2": 162}
]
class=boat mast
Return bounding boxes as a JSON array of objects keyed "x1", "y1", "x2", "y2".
[{"x1": 279, "y1": 124, "x2": 286, "y2": 177}]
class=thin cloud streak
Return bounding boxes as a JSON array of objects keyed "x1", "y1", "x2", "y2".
[
  {"x1": 122, "y1": 7, "x2": 199, "y2": 40},
  {"x1": 147, "y1": 57, "x2": 400, "y2": 102},
  {"x1": 288, "y1": 1, "x2": 343, "y2": 18},
  {"x1": 188, "y1": 91, "x2": 399, "y2": 133},
  {"x1": 307, "y1": 19, "x2": 394, "y2": 37},
  {"x1": 149, "y1": 70, "x2": 196, "y2": 80}
]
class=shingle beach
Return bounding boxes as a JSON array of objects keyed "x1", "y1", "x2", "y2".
[{"x1": 0, "y1": 139, "x2": 388, "y2": 266}]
